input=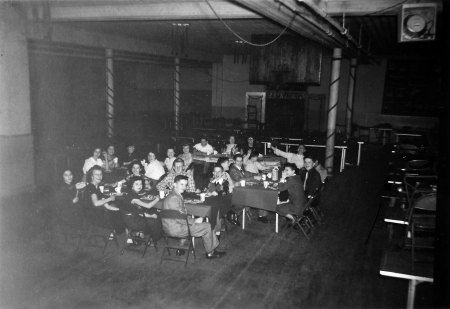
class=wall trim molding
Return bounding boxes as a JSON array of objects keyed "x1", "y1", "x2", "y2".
[{"x1": 0, "y1": 133, "x2": 32, "y2": 138}]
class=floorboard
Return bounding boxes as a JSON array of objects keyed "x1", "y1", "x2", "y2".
[{"x1": 0, "y1": 145, "x2": 433, "y2": 308}]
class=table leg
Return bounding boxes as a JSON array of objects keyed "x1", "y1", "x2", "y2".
[
  {"x1": 382, "y1": 130, "x2": 387, "y2": 146},
  {"x1": 340, "y1": 149, "x2": 344, "y2": 172},
  {"x1": 357, "y1": 143, "x2": 362, "y2": 166},
  {"x1": 264, "y1": 143, "x2": 267, "y2": 155},
  {"x1": 343, "y1": 149, "x2": 347, "y2": 170},
  {"x1": 275, "y1": 213, "x2": 278, "y2": 233},
  {"x1": 242, "y1": 209, "x2": 245, "y2": 230},
  {"x1": 407, "y1": 279, "x2": 418, "y2": 309}
]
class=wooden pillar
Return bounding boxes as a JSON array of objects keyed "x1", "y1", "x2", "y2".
[
  {"x1": 325, "y1": 48, "x2": 342, "y2": 174},
  {"x1": 174, "y1": 57, "x2": 180, "y2": 132},
  {"x1": 105, "y1": 49, "x2": 114, "y2": 138},
  {"x1": 345, "y1": 58, "x2": 357, "y2": 139}
]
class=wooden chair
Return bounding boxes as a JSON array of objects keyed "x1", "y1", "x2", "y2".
[
  {"x1": 160, "y1": 209, "x2": 196, "y2": 268},
  {"x1": 121, "y1": 208, "x2": 158, "y2": 258},
  {"x1": 408, "y1": 194, "x2": 436, "y2": 263}
]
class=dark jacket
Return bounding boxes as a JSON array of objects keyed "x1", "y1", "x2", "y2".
[
  {"x1": 278, "y1": 175, "x2": 307, "y2": 210},
  {"x1": 300, "y1": 168, "x2": 322, "y2": 197},
  {"x1": 229, "y1": 164, "x2": 255, "y2": 185}
]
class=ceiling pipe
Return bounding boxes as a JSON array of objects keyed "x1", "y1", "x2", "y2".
[
  {"x1": 272, "y1": 0, "x2": 377, "y2": 64},
  {"x1": 297, "y1": 0, "x2": 375, "y2": 63}
]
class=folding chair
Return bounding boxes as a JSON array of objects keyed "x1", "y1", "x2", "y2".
[
  {"x1": 82, "y1": 209, "x2": 120, "y2": 254},
  {"x1": 408, "y1": 194, "x2": 436, "y2": 263},
  {"x1": 121, "y1": 208, "x2": 158, "y2": 258},
  {"x1": 52, "y1": 206, "x2": 87, "y2": 251},
  {"x1": 305, "y1": 189, "x2": 323, "y2": 226},
  {"x1": 160, "y1": 209, "x2": 196, "y2": 268},
  {"x1": 287, "y1": 198, "x2": 316, "y2": 240}
]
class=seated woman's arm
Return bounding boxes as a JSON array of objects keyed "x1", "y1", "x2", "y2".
[
  {"x1": 90, "y1": 193, "x2": 115, "y2": 207},
  {"x1": 131, "y1": 197, "x2": 160, "y2": 209}
]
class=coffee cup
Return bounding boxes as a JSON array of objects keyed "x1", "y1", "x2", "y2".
[
  {"x1": 267, "y1": 173, "x2": 272, "y2": 179},
  {"x1": 213, "y1": 150, "x2": 218, "y2": 155},
  {"x1": 200, "y1": 193, "x2": 206, "y2": 202},
  {"x1": 240, "y1": 180, "x2": 246, "y2": 187},
  {"x1": 99, "y1": 185, "x2": 104, "y2": 193},
  {"x1": 113, "y1": 157, "x2": 118, "y2": 164},
  {"x1": 267, "y1": 142, "x2": 271, "y2": 149},
  {"x1": 262, "y1": 174, "x2": 266, "y2": 181},
  {"x1": 115, "y1": 186, "x2": 121, "y2": 193},
  {"x1": 159, "y1": 190, "x2": 165, "y2": 199},
  {"x1": 263, "y1": 181, "x2": 269, "y2": 188}
]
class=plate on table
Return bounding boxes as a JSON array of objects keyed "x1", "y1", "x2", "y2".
[
  {"x1": 245, "y1": 181, "x2": 259, "y2": 186},
  {"x1": 141, "y1": 195, "x2": 157, "y2": 201},
  {"x1": 185, "y1": 199, "x2": 203, "y2": 204}
]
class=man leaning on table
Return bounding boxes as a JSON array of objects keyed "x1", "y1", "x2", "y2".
[
  {"x1": 269, "y1": 141, "x2": 305, "y2": 170},
  {"x1": 162, "y1": 175, "x2": 226, "y2": 259},
  {"x1": 229, "y1": 154, "x2": 271, "y2": 224},
  {"x1": 193, "y1": 138, "x2": 215, "y2": 176}
]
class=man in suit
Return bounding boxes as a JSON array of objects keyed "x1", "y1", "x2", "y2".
[
  {"x1": 162, "y1": 175, "x2": 226, "y2": 259},
  {"x1": 299, "y1": 154, "x2": 322, "y2": 198},
  {"x1": 276, "y1": 163, "x2": 308, "y2": 224},
  {"x1": 228, "y1": 154, "x2": 271, "y2": 224}
]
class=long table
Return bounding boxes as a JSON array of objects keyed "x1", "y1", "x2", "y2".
[
  {"x1": 115, "y1": 192, "x2": 231, "y2": 229},
  {"x1": 380, "y1": 249, "x2": 433, "y2": 309},
  {"x1": 232, "y1": 182, "x2": 280, "y2": 232}
]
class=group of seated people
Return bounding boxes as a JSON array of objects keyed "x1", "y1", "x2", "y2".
[{"x1": 54, "y1": 137, "x2": 328, "y2": 261}]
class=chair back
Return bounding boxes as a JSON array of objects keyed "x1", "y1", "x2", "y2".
[
  {"x1": 160, "y1": 209, "x2": 192, "y2": 238},
  {"x1": 305, "y1": 188, "x2": 320, "y2": 208},
  {"x1": 412, "y1": 194, "x2": 436, "y2": 212},
  {"x1": 405, "y1": 160, "x2": 433, "y2": 171}
]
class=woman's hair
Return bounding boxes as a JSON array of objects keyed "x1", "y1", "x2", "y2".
[
  {"x1": 87, "y1": 165, "x2": 103, "y2": 182},
  {"x1": 129, "y1": 176, "x2": 144, "y2": 189},
  {"x1": 128, "y1": 162, "x2": 143, "y2": 175},
  {"x1": 182, "y1": 143, "x2": 190, "y2": 148}
]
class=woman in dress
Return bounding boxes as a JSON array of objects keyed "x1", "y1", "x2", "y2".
[
  {"x1": 141, "y1": 151, "x2": 165, "y2": 186},
  {"x1": 83, "y1": 165, "x2": 125, "y2": 235},
  {"x1": 54, "y1": 169, "x2": 86, "y2": 222},
  {"x1": 82, "y1": 147, "x2": 104, "y2": 182},
  {"x1": 122, "y1": 176, "x2": 162, "y2": 243},
  {"x1": 103, "y1": 145, "x2": 120, "y2": 172},
  {"x1": 225, "y1": 135, "x2": 239, "y2": 154}
]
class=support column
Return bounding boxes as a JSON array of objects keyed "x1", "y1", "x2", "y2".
[
  {"x1": 0, "y1": 3, "x2": 34, "y2": 197},
  {"x1": 345, "y1": 58, "x2": 357, "y2": 139},
  {"x1": 105, "y1": 49, "x2": 114, "y2": 138},
  {"x1": 174, "y1": 57, "x2": 180, "y2": 133},
  {"x1": 325, "y1": 48, "x2": 342, "y2": 174}
]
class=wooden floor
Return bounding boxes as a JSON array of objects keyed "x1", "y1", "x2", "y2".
[{"x1": 0, "y1": 145, "x2": 433, "y2": 308}]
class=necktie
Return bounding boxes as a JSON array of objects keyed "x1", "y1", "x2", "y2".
[{"x1": 304, "y1": 171, "x2": 308, "y2": 190}]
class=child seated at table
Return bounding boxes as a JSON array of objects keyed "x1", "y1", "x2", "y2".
[
  {"x1": 163, "y1": 148, "x2": 176, "y2": 172},
  {"x1": 208, "y1": 165, "x2": 232, "y2": 196}
]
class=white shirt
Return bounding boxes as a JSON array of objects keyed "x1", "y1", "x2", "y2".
[
  {"x1": 273, "y1": 148, "x2": 304, "y2": 169},
  {"x1": 164, "y1": 157, "x2": 176, "y2": 171},
  {"x1": 144, "y1": 160, "x2": 165, "y2": 180},
  {"x1": 225, "y1": 144, "x2": 238, "y2": 154},
  {"x1": 194, "y1": 143, "x2": 214, "y2": 154},
  {"x1": 82, "y1": 157, "x2": 104, "y2": 174}
]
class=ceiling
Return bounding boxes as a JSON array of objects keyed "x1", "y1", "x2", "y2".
[{"x1": 24, "y1": 0, "x2": 443, "y2": 60}]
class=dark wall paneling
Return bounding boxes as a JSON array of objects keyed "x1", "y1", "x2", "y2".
[
  {"x1": 381, "y1": 58, "x2": 442, "y2": 117},
  {"x1": 29, "y1": 52, "x2": 105, "y2": 186},
  {"x1": 249, "y1": 34, "x2": 322, "y2": 85}
]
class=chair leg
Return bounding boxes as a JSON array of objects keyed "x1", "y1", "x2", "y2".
[
  {"x1": 304, "y1": 216, "x2": 315, "y2": 231},
  {"x1": 296, "y1": 220, "x2": 310, "y2": 241},
  {"x1": 411, "y1": 222, "x2": 415, "y2": 263}
]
